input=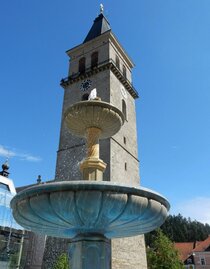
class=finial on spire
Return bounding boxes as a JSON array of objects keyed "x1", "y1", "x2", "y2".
[
  {"x1": 0, "y1": 159, "x2": 10, "y2": 178},
  {"x1": 37, "y1": 175, "x2": 42, "y2": 184},
  {"x1": 100, "y1": 3, "x2": 104, "y2": 14}
]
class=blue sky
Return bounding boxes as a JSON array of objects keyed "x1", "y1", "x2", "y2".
[{"x1": 0, "y1": 1, "x2": 210, "y2": 224}]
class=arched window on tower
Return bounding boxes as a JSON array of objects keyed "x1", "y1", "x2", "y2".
[
  {"x1": 116, "y1": 55, "x2": 120, "y2": 69},
  {"x1": 123, "y1": 65, "x2": 127, "y2": 79},
  {"x1": 79, "y1": 57, "x2": 86, "y2": 73},
  {"x1": 0, "y1": 183, "x2": 9, "y2": 192},
  {"x1": 91, "y1": 51, "x2": 98, "y2": 69},
  {"x1": 82, "y1": 93, "x2": 89, "y2": 101},
  {"x1": 122, "y1": 99, "x2": 127, "y2": 120}
]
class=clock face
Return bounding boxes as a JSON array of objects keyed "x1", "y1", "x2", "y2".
[{"x1": 80, "y1": 79, "x2": 92, "y2": 91}]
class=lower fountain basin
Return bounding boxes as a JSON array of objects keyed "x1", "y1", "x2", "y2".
[{"x1": 11, "y1": 181, "x2": 170, "y2": 239}]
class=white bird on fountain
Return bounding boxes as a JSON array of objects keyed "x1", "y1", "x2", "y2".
[{"x1": 88, "y1": 88, "x2": 97, "y2": 100}]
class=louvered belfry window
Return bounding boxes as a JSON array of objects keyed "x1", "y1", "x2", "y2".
[
  {"x1": 91, "y1": 52, "x2": 98, "y2": 68},
  {"x1": 79, "y1": 57, "x2": 86, "y2": 73}
]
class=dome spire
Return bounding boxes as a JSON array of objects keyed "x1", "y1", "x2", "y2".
[{"x1": 83, "y1": 5, "x2": 111, "y2": 43}]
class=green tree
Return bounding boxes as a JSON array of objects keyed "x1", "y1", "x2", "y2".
[
  {"x1": 145, "y1": 214, "x2": 210, "y2": 245},
  {"x1": 52, "y1": 253, "x2": 70, "y2": 269},
  {"x1": 147, "y1": 229, "x2": 184, "y2": 269}
]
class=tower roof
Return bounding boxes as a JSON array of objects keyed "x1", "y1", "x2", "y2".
[{"x1": 83, "y1": 13, "x2": 111, "y2": 43}]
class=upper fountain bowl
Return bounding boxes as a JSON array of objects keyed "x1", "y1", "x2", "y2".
[{"x1": 64, "y1": 100, "x2": 124, "y2": 139}]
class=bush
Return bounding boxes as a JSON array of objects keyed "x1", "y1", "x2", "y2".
[
  {"x1": 52, "y1": 253, "x2": 70, "y2": 269},
  {"x1": 147, "y1": 229, "x2": 184, "y2": 269}
]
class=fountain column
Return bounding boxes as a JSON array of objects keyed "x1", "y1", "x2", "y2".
[
  {"x1": 80, "y1": 126, "x2": 106, "y2": 181},
  {"x1": 86, "y1": 127, "x2": 101, "y2": 158},
  {"x1": 69, "y1": 235, "x2": 111, "y2": 269}
]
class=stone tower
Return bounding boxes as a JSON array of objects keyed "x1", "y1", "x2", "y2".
[{"x1": 53, "y1": 10, "x2": 148, "y2": 269}]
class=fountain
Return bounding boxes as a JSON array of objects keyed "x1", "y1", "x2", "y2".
[{"x1": 11, "y1": 98, "x2": 170, "y2": 269}]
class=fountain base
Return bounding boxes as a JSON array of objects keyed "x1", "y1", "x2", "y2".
[{"x1": 69, "y1": 234, "x2": 111, "y2": 269}]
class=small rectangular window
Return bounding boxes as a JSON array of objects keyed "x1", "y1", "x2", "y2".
[
  {"x1": 91, "y1": 52, "x2": 98, "y2": 69},
  {"x1": 122, "y1": 99, "x2": 127, "y2": 120},
  {"x1": 125, "y1": 162, "x2": 127, "y2": 171},
  {"x1": 123, "y1": 65, "x2": 127, "y2": 79},
  {"x1": 200, "y1": 258, "x2": 206, "y2": 265}
]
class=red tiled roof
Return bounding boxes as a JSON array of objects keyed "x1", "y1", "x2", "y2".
[
  {"x1": 193, "y1": 236, "x2": 210, "y2": 252},
  {"x1": 175, "y1": 242, "x2": 195, "y2": 261},
  {"x1": 175, "y1": 236, "x2": 210, "y2": 262}
]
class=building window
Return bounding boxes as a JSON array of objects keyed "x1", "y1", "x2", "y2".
[
  {"x1": 0, "y1": 183, "x2": 10, "y2": 192},
  {"x1": 123, "y1": 65, "x2": 127, "y2": 79},
  {"x1": 123, "y1": 136, "x2": 126, "y2": 145},
  {"x1": 125, "y1": 162, "x2": 127, "y2": 171},
  {"x1": 200, "y1": 258, "x2": 206, "y2": 265},
  {"x1": 91, "y1": 51, "x2": 98, "y2": 69},
  {"x1": 116, "y1": 55, "x2": 120, "y2": 69},
  {"x1": 187, "y1": 258, "x2": 192, "y2": 264},
  {"x1": 122, "y1": 99, "x2": 127, "y2": 120},
  {"x1": 79, "y1": 57, "x2": 86, "y2": 73}
]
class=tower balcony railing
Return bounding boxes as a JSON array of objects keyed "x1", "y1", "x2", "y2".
[{"x1": 60, "y1": 58, "x2": 139, "y2": 99}]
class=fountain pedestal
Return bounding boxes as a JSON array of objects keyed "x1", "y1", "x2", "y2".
[{"x1": 69, "y1": 235, "x2": 111, "y2": 269}]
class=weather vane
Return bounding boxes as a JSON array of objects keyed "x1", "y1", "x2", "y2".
[{"x1": 100, "y1": 3, "x2": 104, "y2": 14}]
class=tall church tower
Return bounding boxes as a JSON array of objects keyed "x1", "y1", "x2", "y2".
[{"x1": 55, "y1": 9, "x2": 147, "y2": 269}]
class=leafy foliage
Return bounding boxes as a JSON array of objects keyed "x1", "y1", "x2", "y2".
[
  {"x1": 146, "y1": 214, "x2": 210, "y2": 246},
  {"x1": 147, "y1": 229, "x2": 184, "y2": 269},
  {"x1": 52, "y1": 253, "x2": 70, "y2": 269},
  {"x1": 9, "y1": 253, "x2": 18, "y2": 269}
]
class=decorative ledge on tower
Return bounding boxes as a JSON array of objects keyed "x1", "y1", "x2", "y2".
[
  {"x1": 60, "y1": 58, "x2": 139, "y2": 99},
  {"x1": 83, "y1": 4, "x2": 111, "y2": 43}
]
